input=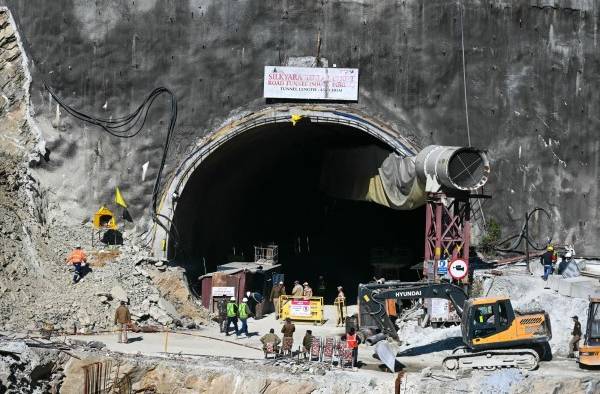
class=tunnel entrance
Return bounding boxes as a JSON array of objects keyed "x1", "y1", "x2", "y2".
[{"x1": 170, "y1": 119, "x2": 424, "y2": 301}]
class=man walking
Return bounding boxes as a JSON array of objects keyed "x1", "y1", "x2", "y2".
[
  {"x1": 270, "y1": 281, "x2": 285, "y2": 319},
  {"x1": 238, "y1": 297, "x2": 253, "y2": 337},
  {"x1": 66, "y1": 245, "x2": 87, "y2": 284},
  {"x1": 540, "y1": 245, "x2": 555, "y2": 282},
  {"x1": 225, "y1": 296, "x2": 239, "y2": 336},
  {"x1": 291, "y1": 280, "x2": 303, "y2": 297},
  {"x1": 114, "y1": 301, "x2": 131, "y2": 344},
  {"x1": 568, "y1": 315, "x2": 582, "y2": 358}
]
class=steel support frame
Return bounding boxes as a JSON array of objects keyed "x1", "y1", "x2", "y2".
[{"x1": 423, "y1": 192, "x2": 471, "y2": 284}]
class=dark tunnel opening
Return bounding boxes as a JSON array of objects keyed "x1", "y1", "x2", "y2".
[{"x1": 171, "y1": 121, "x2": 425, "y2": 301}]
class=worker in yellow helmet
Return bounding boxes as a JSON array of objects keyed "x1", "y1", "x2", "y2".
[{"x1": 540, "y1": 245, "x2": 554, "y2": 282}]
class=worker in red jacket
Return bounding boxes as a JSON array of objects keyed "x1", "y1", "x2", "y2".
[{"x1": 342, "y1": 327, "x2": 361, "y2": 368}]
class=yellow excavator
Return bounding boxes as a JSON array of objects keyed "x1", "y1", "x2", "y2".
[
  {"x1": 578, "y1": 297, "x2": 600, "y2": 368},
  {"x1": 359, "y1": 282, "x2": 552, "y2": 371}
]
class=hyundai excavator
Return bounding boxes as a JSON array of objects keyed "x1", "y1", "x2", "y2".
[
  {"x1": 359, "y1": 281, "x2": 552, "y2": 371},
  {"x1": 578, "y1": 297, "x2": 600, "y2": 368}
]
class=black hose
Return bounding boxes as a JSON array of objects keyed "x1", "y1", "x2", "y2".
[
  {"x1": 44, "y1": 84, "x2": 180, "y2": 252},
  {"x1": 494, "y1": 207, "x2": 551, "y2": 253}
]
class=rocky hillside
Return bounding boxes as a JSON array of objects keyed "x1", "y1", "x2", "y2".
[{"x1": 0, "y1": 7, "x2": 210, "y2": 335}]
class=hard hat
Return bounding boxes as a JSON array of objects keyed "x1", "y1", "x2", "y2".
[
  {"x1": 565, "y1": 252, "x2": 572, "y2": 258},
  {"x1": 230, "y1": 296, "x2": 235, "y2": 301},
  {"x1": 76, "y1": 245, "x2": 82, "y2": 249},
  {"x1": 279, "y1": 281, "x2": 284, "y2": 285},
  {"x1": 547, "y1": 245, "x2": 554, "y2": 251},
  {"x1": 242, "y1": 297, "x2": 248, "y2": 302},
  {"x1": 303, "y1": 282, "x2": 309, "y2": 286}
]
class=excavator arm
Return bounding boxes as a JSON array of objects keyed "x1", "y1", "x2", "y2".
[{"x1": 358, "y1": 281, "x2": 468, "y2": 340}]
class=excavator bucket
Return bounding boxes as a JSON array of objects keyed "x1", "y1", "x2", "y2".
[{"x1": 375, "y1": 340, "x2": 397, "y2": 372}]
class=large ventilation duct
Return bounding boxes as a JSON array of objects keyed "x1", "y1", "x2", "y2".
[
  {"x1": 320, "y1": 145, "x2": 489, "y2": 210},
  {"x1": 414, "y1": 145, "x2": 490, "y2": 191}
]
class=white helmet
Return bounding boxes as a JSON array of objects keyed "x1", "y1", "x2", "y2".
[
  {"x1": 565, "y1": 252, "x2": 572, "y2": 258},
  {"x1": 230, "y1": 296, "x2": 235, "y2": 301},
  {"x1": 242, "y1": 297, "x2": 248, "y2": 302}
]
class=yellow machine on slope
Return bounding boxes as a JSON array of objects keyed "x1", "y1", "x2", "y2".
[
  {"x1": 359, "y1": 282, "x2": 552, "y2": 371},
  {"x1": 578, "y1": 297, "x2": 600, "y2": 368}
]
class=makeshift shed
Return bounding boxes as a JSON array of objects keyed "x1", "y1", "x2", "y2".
[{"x1": 199, "y1": 261, "x2": 281, "y2": 313}]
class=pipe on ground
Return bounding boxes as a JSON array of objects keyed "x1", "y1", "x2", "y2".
[{"x1": 366, "y1": 333, "x2": 387, "y2": 346}]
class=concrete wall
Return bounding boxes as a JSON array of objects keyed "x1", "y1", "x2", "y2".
[{"x1": 2, "y1": 0, "x2": 600, "y2": 253}]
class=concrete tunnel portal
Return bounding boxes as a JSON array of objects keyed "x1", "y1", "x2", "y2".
[{"x1": 160, "y1": 108, "x2": 429, "y2": 301}]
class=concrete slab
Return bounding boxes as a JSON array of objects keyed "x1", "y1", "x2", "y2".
[
  {"x1": 558, "y1": 277, "x2": 598, "y2": 297},
  {"x1": 570, "y1": 281, "x2": 600, "y2": 299}
]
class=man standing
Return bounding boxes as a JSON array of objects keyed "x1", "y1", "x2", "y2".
[
  {"x1": 302, "y1": 329, "x2": 314, "y2": 359},
  {"x1": 342, "y1": 327, "x2": 361, "y2": 368},
  {"x1": 114, "y1": 301, "x2": 131, "y2": 344},
  {"x1": 281, "y1": 317, "x2": 296, "y2": 355},
  {"x1": 66, "y1": 245, "x2": 87, "y2": 284},
  {"x1": 238, "y1": 297, "x2": 253, "y2": 337},
  {"x1": 303, "y1": 282, "x2": 313, "y2": 299},
  {"x1": 317, "y1": 276, "x2": 326, "y2": 297},
  {"x1": 568, "y1": 315, "x2": 582, "y2": 358},
  {"x1": 225, "y1": 296, "x2": 239, "y2": 336},
  {"x1": 270, "y1": 282, "x2": 285, "y2": 319},
  {"x1": 335, "y1": 286, "x2": 346, "y2": 327},
  {"x1": 540, "y1": 245, "x2": 555, "y2": 282},
  {"x1": 291, "y1": 280, "x2": 303, "y2": 297},
  {"x1": 246, "y1": 290, "x2": 264, "y2": 318}
]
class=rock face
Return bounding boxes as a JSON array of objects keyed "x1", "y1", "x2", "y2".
[{"x1": 0, "y1": 1, "x2": 598, "y2": 253}]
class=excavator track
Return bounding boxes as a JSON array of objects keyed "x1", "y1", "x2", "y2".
[{"x1": 442, "y1": 348, "x2": 539, "y2": 371}]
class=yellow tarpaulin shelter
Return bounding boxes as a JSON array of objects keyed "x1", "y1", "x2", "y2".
[{"x1": 92, "y1": 206, "x2": 118, "y2": 230}]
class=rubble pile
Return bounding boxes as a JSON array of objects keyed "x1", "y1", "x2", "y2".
[
  {"x1": 0, "y1": 339, "x2": 66, "y2": 393},
  {"x1": 0, "y1": 222, "x2": 212, "y2": 333},
  {"x1": 265, "y1": 358, "x2": 331, "y2": 376}
]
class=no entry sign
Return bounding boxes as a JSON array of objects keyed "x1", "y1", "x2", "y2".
[{"x1": 449, "y1": 259, "x2": 468, "y2": 280}]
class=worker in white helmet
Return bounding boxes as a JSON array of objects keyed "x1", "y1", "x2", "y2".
[
  {"x1": 225, "y1": 296, "x2": 239, "y2": 336},
  {"x1": 238, "y1": 297, "x2": 253, "y2": 338}
]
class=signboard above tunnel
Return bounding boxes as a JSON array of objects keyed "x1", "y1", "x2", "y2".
[{"x1": 264, "y1": 66, "x2": 359, "y2": 101}]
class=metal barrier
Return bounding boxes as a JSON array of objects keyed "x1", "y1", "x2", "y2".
[{"x1": 279, "y1": 296, "x2": 324, "y2": 324}]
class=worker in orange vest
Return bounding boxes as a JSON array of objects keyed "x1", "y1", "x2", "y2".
[
  {"x1": 342, "y1": 327, "x2": 361, "y2": 368},
  {"x1": 66, "y1": 245, "x2": 87, "y2": 284}
]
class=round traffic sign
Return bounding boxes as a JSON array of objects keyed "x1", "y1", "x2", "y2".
[{"x1": 449, "y1": 259, "x2": 468, "y2": 280}]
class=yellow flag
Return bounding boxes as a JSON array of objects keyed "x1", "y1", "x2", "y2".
[{"x1": 115, "y1": 187, "x2": 128, "y2": 208}]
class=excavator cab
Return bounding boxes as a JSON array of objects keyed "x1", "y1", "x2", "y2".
[
  {"x1": 579, "y1": 298, "x2": 600, "y2": 367},
  {"x1": 462, "y1": 297, "x2": 551, "y2": 352},
  {"x1": 462, "y1": 298, "x2": 514, "y2": 345}
]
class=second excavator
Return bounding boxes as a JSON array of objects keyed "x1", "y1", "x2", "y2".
[{"x1": 359, "y1": 281, "x2": 552, "y2": 371}]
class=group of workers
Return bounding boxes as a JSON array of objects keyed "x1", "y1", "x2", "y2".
[
  {"x1": 269, "y1": 280, "x2": 347, "y2": 324},
  {"x1": 540, "y1": 244, "x2": 576, "y2": 281},
  {"x1": 259, "y1": 321, "x2": 361, "y2": 367},
  {"x1": 224, "y1": 296, "x2": 253, "y2": 338},
  {"x1": 269, "y1": 280, "x2": 314, "y2": 319}
]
